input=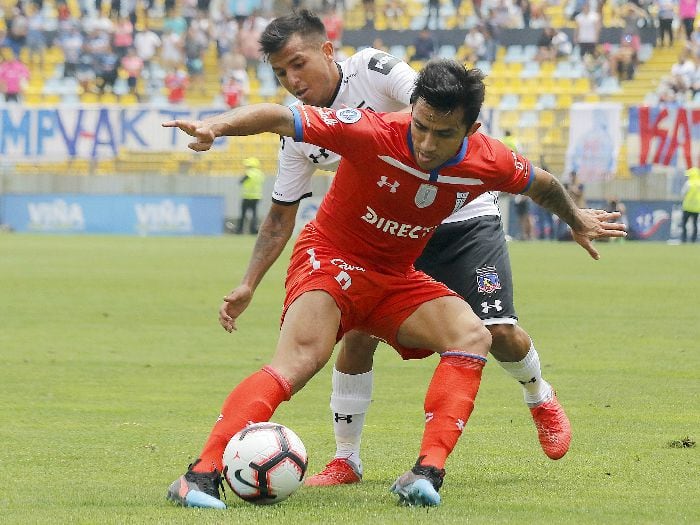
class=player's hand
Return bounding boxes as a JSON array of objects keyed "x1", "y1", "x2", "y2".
[
  {"x1": 219, "y1": 285, "x2": 253, "y2": 332},
  {"x1": 161, "y1": 119, "x2": 217, "y2": 151},
  {"x1": 572, "y1": 209, "x2": 627, "y2": 260}
]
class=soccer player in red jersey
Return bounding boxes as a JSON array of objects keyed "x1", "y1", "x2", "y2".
[{"x1": 163, "y1": 59, "x2": 626, "y2": 508}]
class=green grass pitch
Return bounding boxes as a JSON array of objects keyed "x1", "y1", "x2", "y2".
[{"x1": 1, "y1": 234, "x2": 697, "y2": 524}]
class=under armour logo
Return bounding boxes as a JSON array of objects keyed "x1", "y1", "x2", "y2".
[
  {"x1": 425, "y1": 412, "x2": 434, "y2": 423},
  {"x1": 518, "y1": 377, "x2": 537, "y2": 385},
  {"x1": 456, "y1": 419, "x2": 465, "y2": 431},
  {"x1": 309, "y1": 148, "x2": 330, "y2": 163},
  {"x1": 481, "y1": 300, "x2": 503, "y2": 313},
  {"x1": 334, "y1": 413, "x2": 353, "y2": 423},
  {"x1": 377, "y1": 175, "x2": 400, "y2": 193}
]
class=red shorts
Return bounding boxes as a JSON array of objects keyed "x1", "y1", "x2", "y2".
[{"x1": 282, "y1": 225, "x2": 460, "y2": 360}]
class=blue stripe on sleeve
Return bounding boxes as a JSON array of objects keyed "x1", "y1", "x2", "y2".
[
  {"x1": 520, "y1": 162, "x2": 535, "y2": 193},
  {"x1": 289, "y1": 105, "x2": 304, "y2": 142}
]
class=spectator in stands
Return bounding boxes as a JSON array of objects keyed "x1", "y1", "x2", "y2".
[
  {"x1": 618, "y1": 0, "x2": 651, "y2": 43},
  {"x1": 5, "y1": 5, "x2": 28, "y2": 59},
  {"x1": 322, "y1": 7, "x2": 343, "y2": 47},
  {"x1": 517, "y1": 0, "x2": 532, "y2": 28},
  {"x1": 411, "y1": 29, "x2": 437, "y2": 61},
  {"x1": 611, "y1": 34, "x2": 639, "y2": 81},
  {"x1": 585, "y1": 44, "x2": 613, "y2": 88},
  {"x1": 238, "y1": 11, "x2": 269, "y2": 68},
  {"x1": 95, "y1": 44, "x2": 120, "y2": 93},
  {"x1": 59, "y1": 23, "x2": 83, "y2": 79},
  {"x1": 574, "y1": 2, "x2": 601, "y2": 59},
  {"x1": 25, "y1": 3, "x2": 47, "y2": 70},
  {"x1": 669, "y1": 49, "x2": 696, "y2": 93},
  {"x1": 371, "y1": 36, "x2": 389, "y2": 53},
  {"x1": 184, "y1": 23, "x2": 208, "y2": 95},
  {"x1": 113, "y1": 16, "x2": 134, "y2": 59},
  {"x1": 0, "y1": 53, "x2": 29, "y2": 102},
  {"x1": 163, "y1": 6, "x2": 188, "y2": 36},
  {"x1": 165, "y1": 68, "x2": 189, "y2": 104},
  {"x1": 120, "y1": 46, "x2": 144, "y2": 99},
  {"x1": 426, "y1": 0, "x2": 441, "y2": 29},
  {"x1": 383, "y1": 1, "x2": 405, "y2": 30},
  {"x1": 656, "y1": 0, "x2": 676, "y2": 47},
  {"x1": 134, "y1": 26, "x2": 162, "y2": 78},
  {"x1": 213, "y1": 14, "x2": 238, "y2": 57},
  {"x1": 160, "y1": 27, "x2": 185, "y2": 71},
  {"x1": 463, "y1": 25, "x2": 488, "y2": 63},
  {"x1": 535, "y1": 26, "x2": 557, "y2": 61},
  {"x1": 220, "y1": 52, "x2": 249, "y2": 107},
  {"x1": 680, "y1": 0, "x2": 698, "y2": 41},
  {"x1": 363, "y1": 0, "x2": 376, "y2": 28}
]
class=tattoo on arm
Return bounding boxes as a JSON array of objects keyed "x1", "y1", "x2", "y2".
[{"x1": 526, "y1": 169, "x2": 580, "y2": 229}]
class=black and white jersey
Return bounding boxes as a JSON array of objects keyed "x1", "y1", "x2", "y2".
[{"x1": 271, "y1": 47, "x2": 500, "y2": 221}]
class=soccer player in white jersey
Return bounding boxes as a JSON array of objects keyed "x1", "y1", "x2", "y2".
[
  {"x1": 163, "y1": 58, "x2": 625, "y2": 508},
  {"x1": 228, "y1": 11, "x2": 572, "y2": 487}
]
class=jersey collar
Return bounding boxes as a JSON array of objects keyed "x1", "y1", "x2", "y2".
[
  {"x1": 407, "y1": 126, "x2": 469, "y2": 182},
  {"x1": 324, "y1": 62, "x2": 344, "y2": 107}
]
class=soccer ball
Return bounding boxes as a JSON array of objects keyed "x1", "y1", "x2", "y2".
[{"x1": 222, "y1": 422, "x2": 308, "y2": 505}]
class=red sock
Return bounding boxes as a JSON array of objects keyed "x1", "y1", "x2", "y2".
[
  {"x1": 192, "y1": 366, "x2": 292, "y2": 473},
  {"x1": 418, "y1": 352, "x2": 486, "y2": 470}
]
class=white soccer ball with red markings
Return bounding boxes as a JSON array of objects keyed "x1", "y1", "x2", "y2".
[{"x1": 223, "y1": 422, "x2": 308, "y2": 505}]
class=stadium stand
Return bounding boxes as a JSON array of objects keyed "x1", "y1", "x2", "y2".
[{"x1": 0, "y1": 0, "x2": 688, "y2": 181}]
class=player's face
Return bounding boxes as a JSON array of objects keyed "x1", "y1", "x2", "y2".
[
  {"x1": 410, "y1": 98, "x2": 480, "y2": 171},
  {"x1": 268, "y1": 34, "x2": 339, "y2": 106}
]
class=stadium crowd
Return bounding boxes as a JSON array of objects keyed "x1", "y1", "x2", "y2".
[{"x1": 0, "y1": 0, "x2": 683, "y2": 105}]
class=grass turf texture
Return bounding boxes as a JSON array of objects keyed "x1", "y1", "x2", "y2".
[{"x1": 0, "y1": 235, "x2": 697, "y2": 524}]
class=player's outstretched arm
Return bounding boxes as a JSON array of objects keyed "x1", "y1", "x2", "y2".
[
  {"x1": 524, "y1": 167, "x2": 627, "y2": 260},
  {"x1": 219, "y1": 202, "x2": 299, "y2": 332},
  {"x1": 162, "y1": 103, "x2": 296, "y2": 152}
]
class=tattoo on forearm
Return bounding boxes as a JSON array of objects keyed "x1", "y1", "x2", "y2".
[{"x1": 530, "y1": 177, "x2": 579, "y2": 229}]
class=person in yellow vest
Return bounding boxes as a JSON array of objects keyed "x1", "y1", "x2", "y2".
[
  {"x1": 681, "y1": 166, "x2": 700, "y2": 243},
  {"x1": 236, "y1": 157, "x2": 264, "y2": 234}
]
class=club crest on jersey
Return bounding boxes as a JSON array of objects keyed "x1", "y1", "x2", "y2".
[
  {"x1": 453, "y1": 192, "x2": 469, "y2": 213},
  {"x1": 415, "y1": 184, "x2": 437, "y2": 208},
  {"x1": 335, "y1": 108, "x2": 362, "y2": 124},
  {"x1": 476, "y1": 266, "x2": 501, "y2": 294}
]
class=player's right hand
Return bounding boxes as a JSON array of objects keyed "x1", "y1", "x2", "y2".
[
  {"x1": 161, "y1": 119, "x2": 216, "y2": 152},
  {"x1": 219, "y1": 285, "x2": 253, "y2": 332}
]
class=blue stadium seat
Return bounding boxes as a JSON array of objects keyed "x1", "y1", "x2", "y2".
[
  {"x1": 438, "y1": 45, "x2": 457, "y2": 59},
  {"x1": 536, "y1": 93, "x2": 557, "y2": 109},
  {"x1": 389, "y1": 45, "x2": 407, "y2": 59},
  {"x1": 504, "y1": 45, "x2": 525, "y2": 63},
  {"x1": 520, "y1": 61, "x2": 540, "y2": 79},
  {"x1": 498, "y1": 94, "x2": 520, "y2": 110},
  {"x1": 475, "y1": 60, "x2": 492, "y2": 75}
]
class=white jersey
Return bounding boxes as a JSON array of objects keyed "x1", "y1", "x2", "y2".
[{"x1": 271, "y1": 47, "x2": 500, "y2": 222}]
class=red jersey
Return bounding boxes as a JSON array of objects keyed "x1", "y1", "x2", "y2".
[{"x1": 289, "y1": 106, "x2": 533, "y2": 273}]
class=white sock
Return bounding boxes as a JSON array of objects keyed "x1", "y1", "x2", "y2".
[
  {"x1": 497, "y1": 342, "x2": 553, "y2": 407},
  {"x1": 329, "y1": 367, "x2": 373, "y2": 473}
]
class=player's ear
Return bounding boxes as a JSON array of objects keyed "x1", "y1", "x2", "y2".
[
  {"x1": 466, "y1": 122, "x2": 481, "y2": 136},
  {"x1": 321, "y1": 40, "x2": 335, "y2": 61}
]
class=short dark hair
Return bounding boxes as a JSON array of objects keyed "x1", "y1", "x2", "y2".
[
  {"x1": 410, "y1": 59, "x2": 485, "y2": 128},
  {"x1": 259, "y1": 9, "x2": 327, "y2": 58}
]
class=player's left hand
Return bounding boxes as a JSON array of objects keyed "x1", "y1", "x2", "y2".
[
  {"x1": 219, "y1": 284, "x2": 253, "y2": 332},
  {"x1": 572, "y1": 209, "x2": 627, "y2": 260},
  {"x1": 161, "y1": 119, "x2": 217, "y2": 151}
]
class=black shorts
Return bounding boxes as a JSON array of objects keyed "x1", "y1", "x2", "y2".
[{"x1": 414, "y1": 215, "x2": 517, "y2": 324}]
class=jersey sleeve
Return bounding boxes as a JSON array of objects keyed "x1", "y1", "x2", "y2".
[
  {"x1": 483, "y1": 136, "x2": 534, "y2": 194},
  {"x1": 271, "y1": 136, "x2": 316, "y2": 204},
  {"x1": 362, "y1": 49, "x2": 417, "y2": 106},
  {"x1": 289, "y1": 105, "x2": 379, "y2": 158}
]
